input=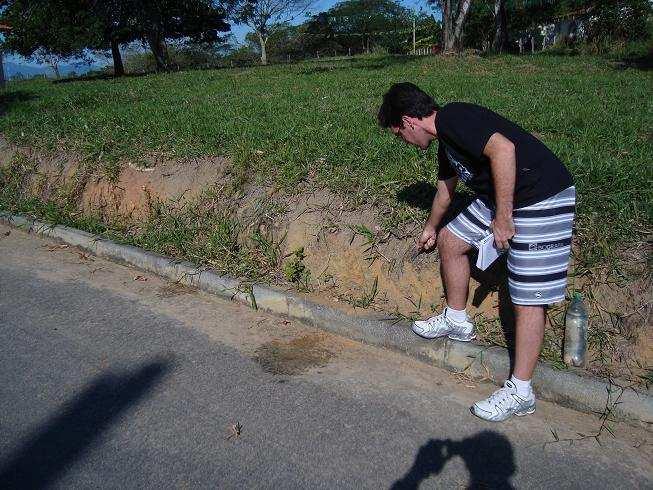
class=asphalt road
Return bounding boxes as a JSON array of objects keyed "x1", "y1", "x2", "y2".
[{"x1": 1, "y1": 224, "x2": 651, "y2": 489}]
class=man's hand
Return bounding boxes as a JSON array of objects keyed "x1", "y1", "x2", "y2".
[
  {"x1": 491, "y1": 214, "x2": 515, "y2": 250},
  {"x1": 416, "y1": 224, "x2": 438, "y2": 252}
]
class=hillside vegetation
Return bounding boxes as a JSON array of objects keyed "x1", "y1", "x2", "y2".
[{"x1": 1, "y1": 54, "x2": 651, "y2": 266}]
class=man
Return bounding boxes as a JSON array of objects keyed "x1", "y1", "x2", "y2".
[{"x1": 378, "y1": 83, "x2": 575, "y2": 422}]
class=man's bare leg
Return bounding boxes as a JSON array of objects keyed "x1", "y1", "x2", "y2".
[
  {"x1": 470, "y1": 303, "x2": 541, "y2": 421},
  {"x1": 412, "y1": 228, "x2": 475, "y2": 340},
  {"x1": 437, "y1": 228, "x2": 472, "y2": 310},
  {"x1": 512, "y1": 305, "x2": 546, "y2": 380},
  {"x1": 438, "y1": 227, "x2": 547, "y2": 375}
]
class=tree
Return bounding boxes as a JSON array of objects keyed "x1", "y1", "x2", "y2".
[
  {"x1": 233, "y1": 0, "x2": 312, "y2": 65},
  {"x1": 302, "y1": 12, "x2": 340, "y2": 55},
  {"x1": 463, "y1": 0, "x2": 493, "y2": 50},
  {"x1": 302, "y1": 0, "x2": 418, "y2": 56},
  {"x1": 0, "y1": 0, "x2": 137, "y2": 76},
  {"x1": 34, "y1": 50, "x2": 63, "y2": 78},
  {"x1": 0, "y1": 0, "x2": 94, "y2": 61},
  {"x1": 429, "y1": 0, "x2": 473, "y2": 52},
  {"x1": 89, "y1": 0, "x2": 138, "y2": 76},
  {"x1": 0, "y1": 0, "x2": 231, "y2": 76},
  {"x1": 245, "y1": 23, "x2": 304, "y2": 61},
  {"x1": 583, "y1": 0, "x2": 652, "y2": 44},
  {"x1": 492, "y1": 0, "x2": 507, "y2": 52},
  {"x1": 490, "y1": 0, "x2": 652, "y2": 52},
  {"x1": 412, "y1": 14, "x2": 442, "y2": 52},
  {"x1": 131, "y1": 0, "x2": 231, "y2": 72}
]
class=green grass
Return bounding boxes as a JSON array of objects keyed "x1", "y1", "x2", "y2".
[{"x1": 1, "y1": 54, "x2": 651, "y2": 269}]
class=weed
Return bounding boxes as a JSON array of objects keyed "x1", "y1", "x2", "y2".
[
  {"x1": 349, "y1": 224, "x2": 376, "y2": 246},
  {"x1": 385, "y1": 294, "x2": 430, "y2": 324},
  {"x1": 348, "y1": 276, "x2": 379, "y2": 309},
  {"x1": 544, "y1": 378, "x2": 627, "y2": 447},
  {"x1": 250, "y1": 230, "x2": 282, "y2": 270},
  {"x1": 283, "y1": 247, "x2": 311, "y2": 289},
  {"x1": 348, "y1": 223, "x2": 393, "y2": 267}
]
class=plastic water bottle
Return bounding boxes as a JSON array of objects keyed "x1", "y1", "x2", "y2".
[{"x1": 563, "y1": 293, "x2": 588, "y2": 367}]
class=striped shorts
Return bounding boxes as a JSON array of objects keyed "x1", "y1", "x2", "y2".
[{"x1": 446, "y1": 186, "x2": 576, "y2": 306}]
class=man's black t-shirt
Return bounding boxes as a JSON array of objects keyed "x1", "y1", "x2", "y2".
[{"x1": 436, "y1": 102, "x2": 573, "y2": 208}]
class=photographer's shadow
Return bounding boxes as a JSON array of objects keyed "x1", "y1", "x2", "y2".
[{"x1": 391, "y1": 430, "x2": 515, "y2": 489}]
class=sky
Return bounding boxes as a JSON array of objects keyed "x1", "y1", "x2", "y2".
[{"x1": 3, "y1": 0, "x2": 436, "y2": 72}]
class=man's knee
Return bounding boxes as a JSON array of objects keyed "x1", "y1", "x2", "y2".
[{"x1": 438, "y1": 227, "x2": 469, "y2": 257}]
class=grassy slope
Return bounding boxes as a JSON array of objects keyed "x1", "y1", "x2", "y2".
[{"x1": 1, "y1": 54, "x2": 651, "y2": 265}]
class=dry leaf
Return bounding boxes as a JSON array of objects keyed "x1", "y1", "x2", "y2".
[
  {"x1": 226, "y1": 421, "x2": 243, "y2": 440},
  {"x1": 46, "y1": 244, "x2": 69, "y2": 251}
]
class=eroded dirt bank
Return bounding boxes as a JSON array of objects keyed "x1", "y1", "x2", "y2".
[{"x1": 1, "y1": 140, "x2": 650, "y2": 385}]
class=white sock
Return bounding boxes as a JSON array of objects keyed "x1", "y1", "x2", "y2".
[
  {"x1": 511, "y1": 375, "x2": 533, "y2": 397},
  {"x1": 445, "y1": 305, "x2": 468, "y2": 323}
]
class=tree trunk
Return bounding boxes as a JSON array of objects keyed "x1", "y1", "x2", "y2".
[
  {"x1": 258, "y1": 32, "x2": 268, "y2": 65},
  {"x1": 442, "y1": 0, "x2": 472, "y2": 52},
  {"x1": 445, "y1": 0, "x2": 472, "y2": 52},
  {"x1": 146, "y1": 30, "x2": 170, "y2": 72},
  {"x1": 111, "y1": 39, "x2": 125, "y2": 77},
  {"x1": 0, "y1": 51, "x2": 6, "y2": 88},
  {"x1": 492, "y1": 0, "x2": 508, "y2": 53},
  {"x1": 442, "y1": 0, "x2": 452, "y2": 50},
  {"x1": 50, "y1": 61, "x2": 61, "y2": 79}
]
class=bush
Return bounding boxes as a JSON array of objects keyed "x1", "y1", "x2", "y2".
[
  {"x1": 223, "y1": 46, "x2": 259, "y2": 66},
  {"x1": 586, "y1": 0, "x2": 652, "y2": 44},
  {"x1": 369, "y1": 45, "x2": 389, "y2": 56},
  {"x1": 170, "y1": 45, "x2": 224, "y2": 70},
  {"x1": 124, "y1": 50, "x2": 158, "y2": 74},
  {"x1": 124, "y1": 44, "x2": 226, "y2": 74},
  {"x1": 580, "y1": 38, "x2": 652, "y2": 58}
]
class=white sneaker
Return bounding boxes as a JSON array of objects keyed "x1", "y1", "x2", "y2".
[
  {"x1": 471, "y1": 380, "x2": 536, "y2": 422},
  {"x1": 411, "y1": 309, "x2": 476, "y2": 342}
]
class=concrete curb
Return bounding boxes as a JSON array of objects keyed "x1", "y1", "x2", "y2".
[{"x1": 2, "y1": 212, "x2": 652, "y2": 426}]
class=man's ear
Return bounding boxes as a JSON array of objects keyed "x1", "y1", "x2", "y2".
[{"x1": 401, "y1": 115, "x2": 413, "y2": 129}]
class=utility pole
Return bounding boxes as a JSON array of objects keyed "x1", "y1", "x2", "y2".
[{"x1": 412, "y1": 18, "x2": 416, "y2": 55}]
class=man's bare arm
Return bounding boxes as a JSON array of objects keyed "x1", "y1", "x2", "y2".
[{"x1": 483, "y1": 132, "x2": 516, "y2": 249}]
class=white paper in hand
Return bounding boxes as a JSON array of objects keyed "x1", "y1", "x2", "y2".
[{"x1": 476, "y1": 233, "x2": 503, "y2": 271}]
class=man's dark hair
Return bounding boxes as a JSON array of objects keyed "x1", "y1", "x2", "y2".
[{"x1": 377, "y1": 82, "x2": 440, "y2": 128}]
